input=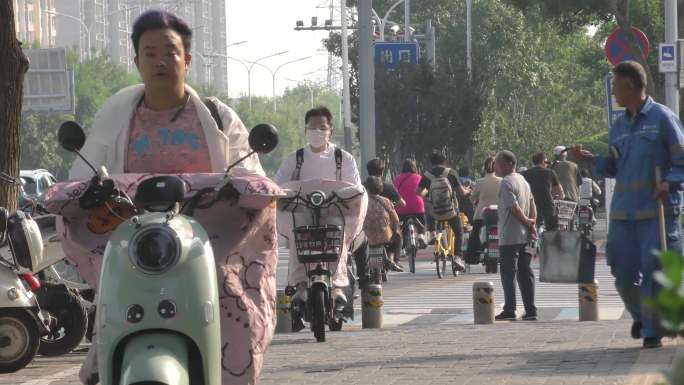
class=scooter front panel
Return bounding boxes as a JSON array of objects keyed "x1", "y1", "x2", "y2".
[{"x1": 97, "y1": 212, "x2": 221, "y2": 385}]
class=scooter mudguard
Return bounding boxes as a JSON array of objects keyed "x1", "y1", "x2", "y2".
[{"x1": 120, "y1": 332, "x2": 189, "y2": 385}]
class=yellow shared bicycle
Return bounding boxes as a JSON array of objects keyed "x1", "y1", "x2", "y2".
[{"x1": 433, "y1": 213, "x2": 469, "y2": 278}]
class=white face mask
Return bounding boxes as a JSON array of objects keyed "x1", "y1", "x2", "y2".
[{"x1": 307, "y1": 129, "x2": 329, "y2": 148}]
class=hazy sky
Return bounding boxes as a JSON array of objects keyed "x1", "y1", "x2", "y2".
[{"x1": 225, "y1": 0, "x2": 335, "y2": 98}]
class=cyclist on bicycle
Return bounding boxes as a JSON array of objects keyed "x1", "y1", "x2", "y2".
[
  {"x1": 364, "y1": 176, "x2": 403, "y2": 272},
  {"x1": 416, "y1": 151, "x2": 470, "y2": 271},
  {"x1": 394, "y1": 159, "x2": 427, "y2": 249}
]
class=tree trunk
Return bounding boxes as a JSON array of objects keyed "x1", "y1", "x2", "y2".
[
  {"x1": 0, "y1": 3, "x2": 29, "y2": 211},
  {"x1": 609, "y1": 0, "x2": 657, "y2": 97}
]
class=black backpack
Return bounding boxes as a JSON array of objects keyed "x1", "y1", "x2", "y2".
[
  {"x1": 291, "y1": 147, "x2": 343, "y2": 181},
  {"x1": 203, "y1": 97, "x2": 224, "y2": 132}
]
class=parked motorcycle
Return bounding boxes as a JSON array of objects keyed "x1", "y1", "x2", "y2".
[
  {"x1": 47, "y1": 120, "x2": 279, "y2": 384},
  {"x1": 279, "y1": 179, "x2": 367, "y2": 342},
  {"x1": 0, "y1": 173, "x2": 50, "y2": 373},
  {"x1": 18, "y1": 196, "x2": 91, "y2": 357}
]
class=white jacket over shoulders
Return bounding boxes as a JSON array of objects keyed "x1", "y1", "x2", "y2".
[{"x1": 69, "y1": 84, "x2": 264, "y2": 179}]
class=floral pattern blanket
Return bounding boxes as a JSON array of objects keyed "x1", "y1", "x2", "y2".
[{"x1": 42, "y1": 171, "x2": 284, "y2": 385}]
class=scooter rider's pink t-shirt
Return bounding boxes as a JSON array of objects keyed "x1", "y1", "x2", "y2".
[{"x1": 126, "y1": 100, "x2": 212, "y2": 173}]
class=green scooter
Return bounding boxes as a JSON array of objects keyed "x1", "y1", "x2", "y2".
[{"x1": 55, "y1": 120, "x2": 278, "y2": 385}]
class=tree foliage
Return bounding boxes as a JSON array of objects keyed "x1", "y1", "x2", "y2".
[
  {"x1": 327, "y1": 0, "x2": 672, "y2": 175},
  {"x1": 20, "y1": 52, "x2": 139, "y2": 179}
]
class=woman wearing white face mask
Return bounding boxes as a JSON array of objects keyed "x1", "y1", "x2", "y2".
[{"x1": 273, "y1": 106, "x2": 361, "y2": 185}]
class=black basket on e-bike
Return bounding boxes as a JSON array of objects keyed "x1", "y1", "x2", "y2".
[{"x1": 294, "y1": 225, "x2": 343, "y2": 265}]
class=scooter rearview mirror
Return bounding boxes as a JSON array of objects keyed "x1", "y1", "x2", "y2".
[
  {"x1": 58, "y1": 121, "x2": 86, "y2": 152},
  {"x1": 58, "y1": 120, "x2": 98, "y2": 175},
  {"x1": 248, "y1": 124, "x2": 279, "y2": 155}
]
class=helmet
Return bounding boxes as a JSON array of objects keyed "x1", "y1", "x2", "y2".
[{"x1": 553, "y1": 146, "x2": 566, "y2": 156}]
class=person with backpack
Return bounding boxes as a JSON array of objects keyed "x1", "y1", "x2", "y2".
[
  {"x1": 416, "y1": 151, "x2": 471, "y2": 271},
  {"x1": 69, "y1": 10, "x2": 262, "y2": 179},
  {"x1": 65, "y1": 10, "x2": 266, "y2": 385},
  {"x1": 364, "y1": 176, "x2": 404, "y2": 272},
  {"x1": 273, "y1": 106, "x2": 360, "y2": 185},
  {"x1": 273, "y1": 106, "x2": 363, "y2": 328}
]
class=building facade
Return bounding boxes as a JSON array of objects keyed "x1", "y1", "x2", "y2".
[
  {"x1": 14, "y1": 0, "x2": 58, "y2": 48},
  {"x1": 41, "y1": 0, "x2": 227, "y2": 90}
]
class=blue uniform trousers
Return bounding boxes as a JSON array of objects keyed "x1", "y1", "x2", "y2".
[{"x1": 606, "y1": 216, "x2": 682, "y2": 339}]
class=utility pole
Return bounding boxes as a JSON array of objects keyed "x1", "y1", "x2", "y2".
[
  {"x1": 466, "y1": 0, "x2": 474, "y2": 169},
  {"x1": 341, "y1": 0, "x2": 353, "y2": 153},
  {"x1": 665, "y1": 0, "x2": 679, "y2": 115},
  {"x1": 466, "y1": 0, "x2": 472, "y2": 80},
  {"x1": 404, "y1": 0, "x2": 410, "y2": 41},
  {"x1": 426, "y1": 19, "x2": 436, "y2": 69},
  {"x1": 359, "y1": 0, "x2": 376, "y2": 177}
]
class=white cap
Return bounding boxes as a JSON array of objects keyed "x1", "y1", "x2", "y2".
[{"x1": 553, "y1": 145, "x2": 566, "y2": 156}]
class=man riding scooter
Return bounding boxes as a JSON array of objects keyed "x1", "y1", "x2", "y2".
[
  {"x1": 273, "y1": 106, "x2": 364, "y2": 332},
  {"x1": 61, "y1": 10, "x2": 268, "y2": 385}
]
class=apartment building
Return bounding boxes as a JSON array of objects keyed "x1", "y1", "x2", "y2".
[
  {"x1": 14, "y1": 0, "x2": 58, "y2": 48},
  {"x1": 40, "y1": 0, "x2": 228, "y2": 90}
]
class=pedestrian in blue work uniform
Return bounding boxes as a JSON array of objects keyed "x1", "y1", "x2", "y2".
[{"x1": 573, "y1": 60, "x2": 684, "y2": 349}]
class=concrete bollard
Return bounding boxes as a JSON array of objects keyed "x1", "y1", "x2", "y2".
[
  {"x1": 473, "y1": 281, "x2": 495, "y2": 324},
  {"x1": 362, "y1": 283, "x2": 383, "y2": 329},
  {"x1": 579, "y1": 280, "x2": 599, "y2": 321},
  {"x1": 275, "y1": 289, "x2": 292, "y2": 333}
]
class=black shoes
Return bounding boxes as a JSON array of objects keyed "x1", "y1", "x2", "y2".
[
  {"x1": 292, "y1": 317, "x2": 305, "y2": 332},
  {"x1": 495, "y1": 311, "x2": 517, "y2": 321},
  {"x1": 642, "y1": 337, "x2": 663, "y2": 349},
  {"x1": 631, "y1": 321, "x2": 642, "y2": 339},
  {"x1": 387, "y1": 260, "x2": 404, "y2": 272},
  {"x1": 521, "y1": 313, "x2": 538, "y2": 321},
  {"x1": 418, "y1": 238, "x2": 428, "y2": 249}
]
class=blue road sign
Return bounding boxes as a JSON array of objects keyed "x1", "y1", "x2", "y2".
[
  {"x1": 659, "y1": 43, "x2": 677, "y2": 73},
  {"x1": 375, "y1": 42, "x2": 418, "y2": 70}
]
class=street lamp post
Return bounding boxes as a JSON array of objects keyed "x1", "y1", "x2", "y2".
[
  {"x1": 193, "y1": 52, "x2": 213, "y2": 84},
  {"x1": 43, "y1": 10, "x2": 91, "y2": 60},
  {"x1": 213, "y1": 51, "x2": 288, "y2": 109},
  {"x1": 256, "y1": 56, "x2": 312, "y2": 112},
  {"x1": 246, "y1": 51, "x2": 288, "y2": 110},
  {"x1": 284, "y1": 77, "x2": 315, "y2": 108}
]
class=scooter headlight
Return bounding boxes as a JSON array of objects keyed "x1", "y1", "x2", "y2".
[{"x1": 130, "y1": 225, "x2": 180, "y2": 274}]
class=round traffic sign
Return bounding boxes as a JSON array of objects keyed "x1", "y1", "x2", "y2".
[{"x1": 604, "y1": 27, "x2": 650, "y2": 65}]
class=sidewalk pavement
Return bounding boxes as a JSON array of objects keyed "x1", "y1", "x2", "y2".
[{"x1": 260, "y1": 319, "x2": 683, "y2": 385}]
